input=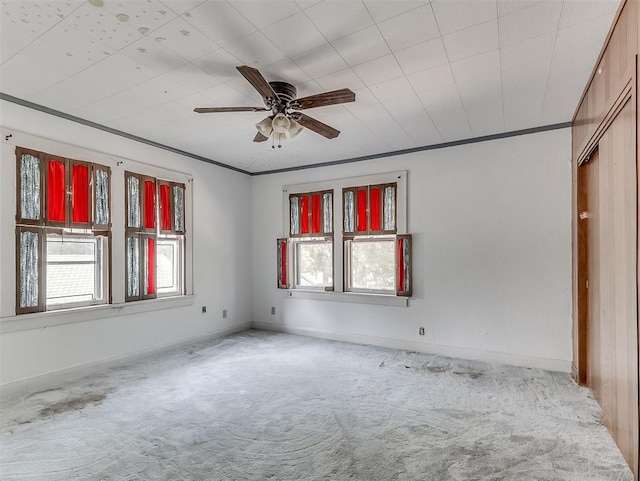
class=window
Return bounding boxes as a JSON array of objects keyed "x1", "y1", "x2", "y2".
[
  {"x1": 286, "y1": 190, "x2": 333, "y2": 291},
  {"x1": 278, "y1": 172, "x2": 412, "y2": 298},
  {"x1": 125, "y1": 171, "x2": 185, "y2": 301},
  {"x1": 15, "y1": 147, "x2": 111, "y2": 314},
  {"x1": 46, "y1": 234, "x2": 107, "y2": 308}
]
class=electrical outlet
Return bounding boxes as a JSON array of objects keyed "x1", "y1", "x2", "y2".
[
  {"x1": 201, "y1": 306, "x2": 207, "y2": 313},
  {"x1": 271, "y1": 306, "x2": 276, "y2": 315},
  {"x1": 222, "y1": 309, "x2": 227, "y2": 318},
  {"x1": 419, "y1": 327, "x2": 425, "y2": 336}
]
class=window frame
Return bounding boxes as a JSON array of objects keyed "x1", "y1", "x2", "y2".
[
  {"x1": 125, "y1": 171, "x2": 186, "y2": 302},
  {"x1": 156, "y1": 235, "x2": 184, "y2": 296},
  {"x1": 15, "y1": 225, "x2": 45, "y2": 315},
  {"x1": 292, "y1": 236, "x2": 334, "y2": 291},
  {"x1": 15, "y1": 147, "x2": 44, "y2": 227},
  {"x1": 344, "y1": 235, "x2": 397, "y2": 295},
  {"x1": 44, "y1": 231, "x2": 109, "y2": 311},
  {"x1": 15, "y1": 146, "x2": 112, "y2": 315},
  {"x1": 280, "y1": 171, "x2": 410, "y2": 301}
]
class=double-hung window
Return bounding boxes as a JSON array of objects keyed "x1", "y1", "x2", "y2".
[
  {"x1": 125, "y1": 171, "x2": 185, "y2": 301},
  {"x1": 284, "y1": 190, "x2": 333, "y2": 290},
  {"x1": 15, "y1": 147, "x2": 111, "y2": 314},
  {"x1": 278, "y1": 172, "x2": 412, "y2": 298}
]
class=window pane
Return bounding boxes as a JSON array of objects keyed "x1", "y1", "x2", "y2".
[
  {"x1": 398, "y1": 236, "x2": 410, "y2": 294},
  {"x1": 20, "y1": 153, "x2": 40, "y2": 220},
  {"x1": 143, "y1": 180, "x2": 156, "y2": 229},
  {"x1": 127, "y1": 236, "x2": 140, "y2": 297},
  {"x1": 383, "y1": 185, "x2": 396, "y2": 231},
  {"x1": 127, "y1": 176, "x2": 140, "y2": 228},
  {"x1": 344, "y1": 190, "x2": 354, "y2": 233},
  {"x1": 95, "y1": 169, "x2": 109, "y2": 226},
  {"x1": 19, "y1": 230, "x2": 39, "y2": 308},
  {"x1": 48, "y1": 160, "x2": 66, "y2": 222},
  {"x1": 311, "y1": 193, "x2": 321, "y2": 234},
  {"x1": 157, "y1": 239, "x2": 181, "y2": 294},
  {"x1": 295, "y1": 241, "x2": 332, "y2": 288},
  {"x1": 370, "y1": 187, "x2": 381, "y2": 231},
  {"x1": 46, "y1": 236, "x2": 103, "y2": 307},
  {"x1": 322, "y1": 192, "x2": 332, "y2": 234},
  {"x1": 300, "y1": 195, "x2": 310, "y2": 234},
  {"x1": 72, "y1": 164, "x2": 90, "y2": 223},
  {"x1": 160, "y1": 184, "x2": 171, "y2": 231},
  {"x1": 277, "y1": 238, "x2": 287, "y2": 288},
  {"x1": 173, "y1": 185, "x2": 184, "y2": 232},
  {"x1": 290, "y1": 196, "x2": 299, "y2": 235},
  {"x1": 145, "y1": 237, "x2": 155, "y2": 295},
  {"x1": 357, "y1": 188, "x2": 367, "y2": 232},
  {"x1": 350, "y1": 240, "x2": 394, "y2": 291}
]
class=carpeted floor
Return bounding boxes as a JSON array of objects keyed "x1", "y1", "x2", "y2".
[{"x1": 0, "y1": 330, "x2": 633, "y2": 480}]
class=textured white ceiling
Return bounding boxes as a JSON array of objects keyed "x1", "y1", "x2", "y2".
[{"x1": 0, "y1": 0, "x2": 618, "y2": 173}]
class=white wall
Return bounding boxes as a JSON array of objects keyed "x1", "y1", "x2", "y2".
[
  {"x1": 251, "y1": 129, "x2": 573, "y2": 371},
  {"x1": 0, "y1": 101, "x2": 252, "y2": 391}
]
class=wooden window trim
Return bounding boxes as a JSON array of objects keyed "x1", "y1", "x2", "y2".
[
  {"x1": 125, "y1": 171, "x2": 142, "y2": 232},
  {"x1": 15, "y1": 147, "x2": 44, "y2": 226},
  {"x1": 140, "y1": 233, "x2": 157, "y2": 301},
  {"x1": 92, "y1": 164, "x2": 112, "y2": 231},
  {"x1": 396, "y1": 234, "x2": 412, "y2": 297},
  {"x1": 158, "y1": 180, "x2": 173, "y2": 234},
  {"x1": 343, "y1": 183, "x2": 398, "y2": 236},
  {"x1": 172, "y1": 183, "x2": 186, "y2": 235},
  {"x1": 141, "y1": 175, "x2": 157, "y2": 233},
  {"x1": 69, "y1": 159, "x2": 93, "y2": 229},
  {"x1": 15, "y1": 225, "x2": 45, "y2": 314},
  {"x1": 43, "y1": 154, "x2": 68, "y2": 228},
  {"x1": 289, "y1": 189, "x2": 333, "y2": 238}
]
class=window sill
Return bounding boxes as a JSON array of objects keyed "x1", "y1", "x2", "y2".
[
  {"x1": 284, "y1": 289, "x2": 408, "y2": 307},
  {"x1": 0, "y1": 295, "x2": 195, "y2": 334}
]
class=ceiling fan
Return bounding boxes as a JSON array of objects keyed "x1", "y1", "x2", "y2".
[{"x1": 194, "y1": 65, "x2": 356, "y2": 148}]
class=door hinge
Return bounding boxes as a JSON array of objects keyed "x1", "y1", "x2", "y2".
[{"x1": 586, "y1": 280, "x2": 589, "y2": 289}]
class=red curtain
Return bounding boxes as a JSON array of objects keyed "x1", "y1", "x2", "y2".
[
  {"x1": 300, "y1": 195, "x2": 309, "y2": 234},
  {"x1": 144, "y1": 180, "x2": 156, "y2": 229},
  {"x1": 397, "y1": 238, "x2": 405, "y2": 292},
  {"x1": 311, "y1": 193, "x2": 321, "y2": 234},
  {"x1": 280, "y1": 241, "x2": 287, "y2": 287},
  {"x1": 48, "y1": 160, "x2": 66, "y2": 222},
  {"x1": 72, "y1": 164, "x2": 89, "y2": 223},
  {"x1": 370, "y1": 187, "x2": 381, "y2": 231},
  {"x1": 357, "y1": 189, "x2": 367, "y2": 232},
  {"x1": 160, "y1": 184, "x2": 171, "y2": 231},
  {"x1": 147, "y1": 237, "x2": 155, "y2": 295}
]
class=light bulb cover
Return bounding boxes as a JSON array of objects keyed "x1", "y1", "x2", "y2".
[
  {"x1": 256, "y1": 117, "x2": 273, "y2": 136},
  {"x1": 288, "y1": 119, "x2": 303, "y2": 138},
  {"x1": 272, "y1": 113, "x2": 290, "y2": 134}
]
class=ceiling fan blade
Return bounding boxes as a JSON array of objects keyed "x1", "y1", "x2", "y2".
[
  {"x1": 236, "y1": 65, "x2": 278, "y2": 104},
  {"x1": 253, "y1": 132, "x2": 269, "y2": 142},
  {"x1": 194, "y1": 106, "x2": 267, "y2": 113},
  {"x1": 291, "y1": 88, "x2": 355, "y2": 110},
  {"x1": 296, "y1": 113, "x2": 340, "y2": 139}
]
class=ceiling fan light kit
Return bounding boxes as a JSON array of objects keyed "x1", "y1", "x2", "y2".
[{"x1": 194, "y1": 65, "x2": 355, "y2": 148}]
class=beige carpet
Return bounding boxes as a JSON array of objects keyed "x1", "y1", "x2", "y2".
[{"x1": 0, "y1": 330, "x2": 633, "y2": 480}]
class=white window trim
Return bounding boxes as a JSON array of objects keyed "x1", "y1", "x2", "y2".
[
  {"x1": 0, "y1": 295, "x2": 196, "y2": 334},
  {"x1": 282, "y1": 170, "x2": 407, "y2": 304},
  {"x1": 45, "y1": 232, "x2": 109, "y2": 310},
  {"x1": 291, "y1": 236, "x2": 333, "y2": 291}
]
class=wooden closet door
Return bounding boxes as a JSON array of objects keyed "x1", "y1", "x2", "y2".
[{"x1": 583, "y1": 99, "x2": 638, "y2": 477}]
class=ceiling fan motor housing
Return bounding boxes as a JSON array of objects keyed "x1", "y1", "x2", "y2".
[{"x1": 269, "y1": 81, "x2": 297, "y2": 107}]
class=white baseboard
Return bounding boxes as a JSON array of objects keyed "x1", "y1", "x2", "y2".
[
  {"x1": 252, "y1": 322, "x2": 571, "y2": 373},
  {"x1": 0, "y1": 322, "x2": 251, "y2": 398}
]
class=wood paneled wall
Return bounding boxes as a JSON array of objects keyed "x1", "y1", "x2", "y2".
[
  {"x1": 571, "y1": 0, "x2": 639, "y2": 478},
  {"x1": 572, "y1": 0, "x2": 638, "y2": 163}
]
